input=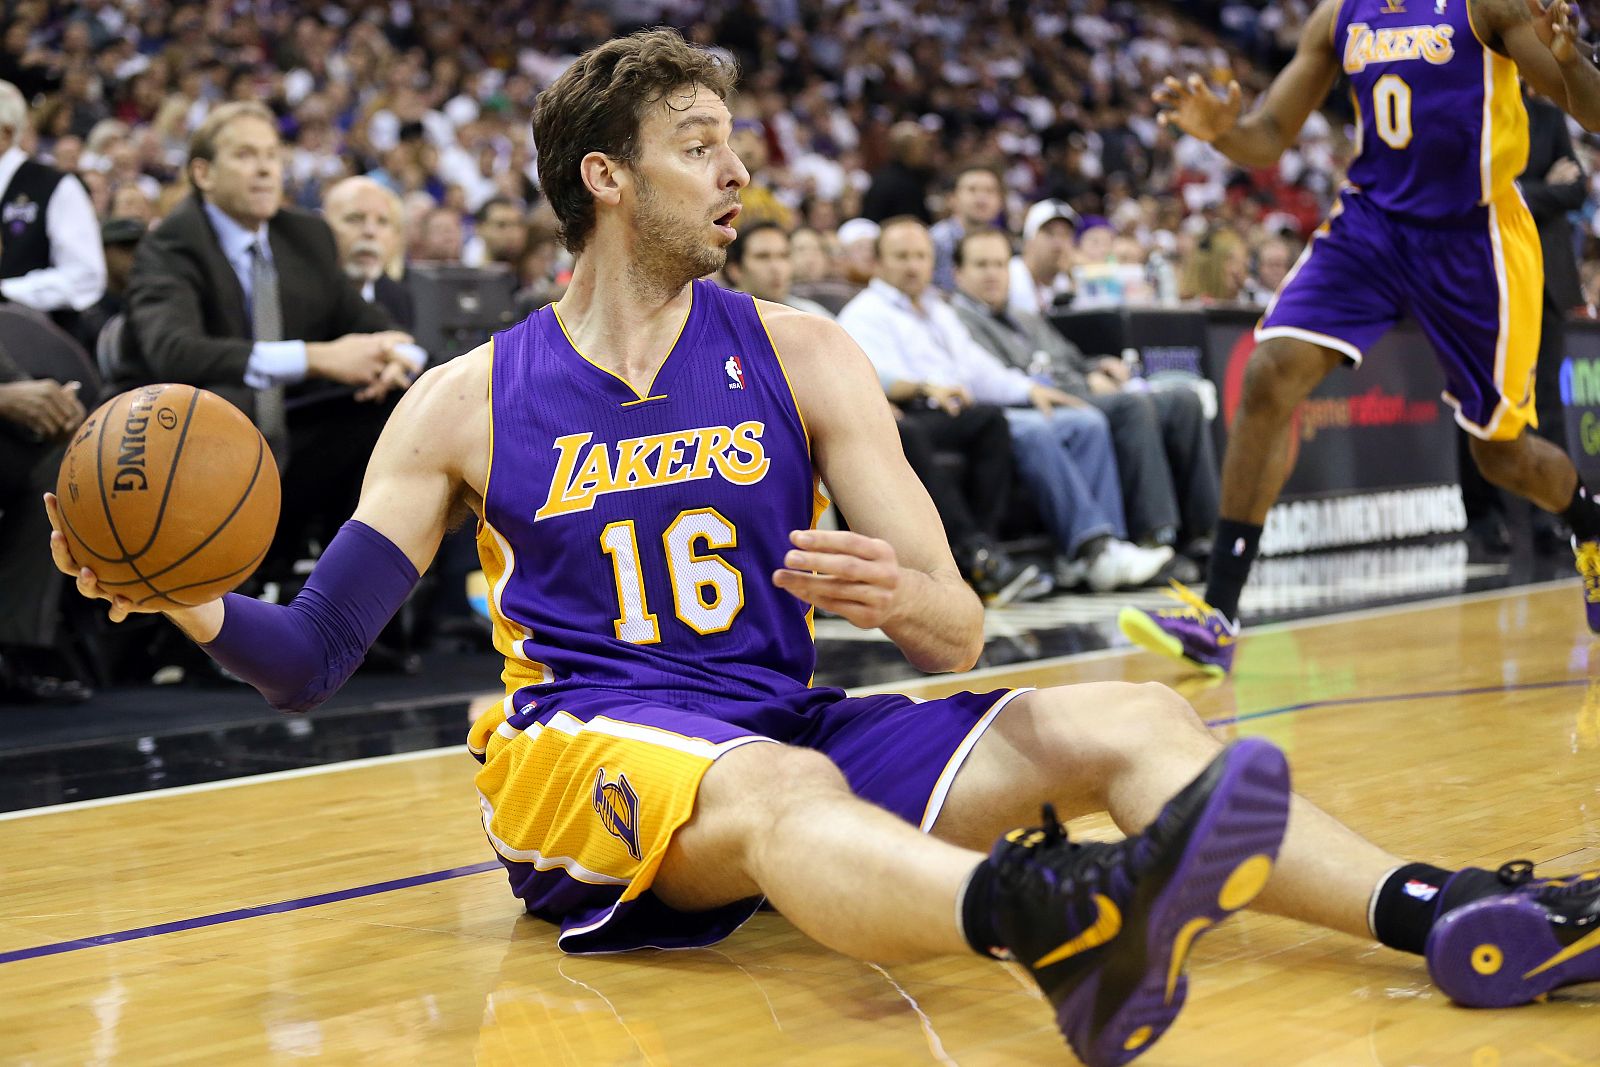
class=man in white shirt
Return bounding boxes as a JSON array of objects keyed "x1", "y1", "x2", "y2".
[
  {"x1": 0, "y1": 80, "x2": 106, "y2": 345},
  {"x1": 839, "y1": 217, "x2": 1171, "y2": 591}
]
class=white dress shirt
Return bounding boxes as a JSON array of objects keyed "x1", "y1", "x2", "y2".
[
  {"x1": 0, "y1": 146, "x2": 106, "y2": 312},
  {"x1": 837, "y1": 277, "x2": 1034, "y2": 407},
  {"x1": 202, "y1": 201, "x2": 308, "y2": 389}
]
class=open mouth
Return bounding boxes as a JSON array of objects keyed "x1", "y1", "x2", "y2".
[{"x1": 713, "y1": 204, "x2": 741, "y2": 234}]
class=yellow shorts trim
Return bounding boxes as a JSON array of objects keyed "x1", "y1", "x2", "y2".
[{"x1": 1462, "y1": 189, "x2": 1542, "y2": 442}]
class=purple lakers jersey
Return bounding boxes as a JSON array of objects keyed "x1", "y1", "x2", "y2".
[
  {"x1": 477, "y1": 279, "x2": 826, "y2": 715},
  {"x1": 1338, "y1": 0, "x2": 1528, "y2": 218}
]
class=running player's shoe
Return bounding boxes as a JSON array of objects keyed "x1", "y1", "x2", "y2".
[
  {"x1": 1425, "y1": 860, "x2": 1600, "y2": 1008},
  {"x1": 1573, "y1": 537, "x2": 1600, "y2": 634},
  {"x1": 1117, "y1": 582, "x2": 1239, "y2": 676},
  {"x1": 981, "y1": 739, "x2": 1291, "y2": 1066}
]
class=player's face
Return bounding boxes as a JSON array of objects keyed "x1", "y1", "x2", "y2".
[
  {"x1": 954, "y1": 233, "x2": 1011, "y2": 309},
  {"x1": 954, "y1": 171, "x2": 1002, "y2": 226},
  {"x1": 327, "y1": 186, "x2": 397, "y2": 282},
  {"x1": 198, "y1": 116, "x2": 283, "y2": 227},
  {"x1": 877, "y1": 223, "x2": 934, "y2": 299},
  {"x1": 628, "y1": 89, "x2": 750, "y2": 282},
  {"x1": 740, "y1": 228, "x2": 793, "y2": 301}
]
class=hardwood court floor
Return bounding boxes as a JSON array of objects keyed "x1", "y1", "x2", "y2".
[{"x1": 2, "y1": 583, "x2": 1598, "y2": 1066}]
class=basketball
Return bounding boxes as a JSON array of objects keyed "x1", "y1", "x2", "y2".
[{"x1": 54, "y1": 383, "x2": 281, "y2": 608}]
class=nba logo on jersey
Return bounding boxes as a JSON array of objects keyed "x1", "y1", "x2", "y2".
[
  {"x1": 593, "y1": 767, "x2": 642, "y2": 859},
  {"x1": 725, "y1": 354, "x2": 745, "y2": 390}
]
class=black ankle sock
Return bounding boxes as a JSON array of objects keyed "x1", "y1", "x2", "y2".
[
  {"x1": 1563, "y1": 483, "x2": 1600, "y2": 542},
  {"x1": 1204, "y1": 520, "x2": 1261, "y2": 621},
  {"x1": 1370, "y1": 862, "x2": 1505, "y2": 955},
  {"x1": 958, "y1": 861, "x2": 1008, "y2": 959}
]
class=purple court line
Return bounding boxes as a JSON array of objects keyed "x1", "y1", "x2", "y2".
[
  {"x1": 1204, "y1": 676, "x2": 1592, "y2": 728},
  {"x1": 0, "y1": 859, "x2": 502, "y2": 966},
  {"x1": 3, "y1": 676, "x2": 1591, "y2": 968}
]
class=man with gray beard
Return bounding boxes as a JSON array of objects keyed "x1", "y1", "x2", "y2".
[{"x1": 323, "y1": 176, "x2": 415, "y2": 331}]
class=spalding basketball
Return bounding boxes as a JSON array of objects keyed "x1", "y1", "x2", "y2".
[{"x1": 55, "y1": 383, "x2": 281, "y2": 607}]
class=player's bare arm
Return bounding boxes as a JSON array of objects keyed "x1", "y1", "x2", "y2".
[
  {"x1": 759, "y1": 302, "x2": 984, "y2": 674},
  {"x1": 1155, "y1": 0, "x2": 1342, "y2": 166},
  {"x1": 45, "y1": 345, "x2": 491, "y2": 648},
  {"x1": 1479, "y1": 0, "x2": 1600, "y2": 128}
]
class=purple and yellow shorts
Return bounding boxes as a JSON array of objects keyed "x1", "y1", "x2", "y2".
[
  {"x1": 466, "y1": 684, "x2": 1028, "y2": 953},
  {"x1": 1257, "y1": 186, "x2": 1542, "y2": 440}
]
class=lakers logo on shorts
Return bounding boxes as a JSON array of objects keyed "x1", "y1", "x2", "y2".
[{"x1": 593, "y1": 767, "x2": 642, "y2": 860}]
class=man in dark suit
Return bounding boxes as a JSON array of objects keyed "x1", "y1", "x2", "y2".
[
  {"x1": 322, "y1": 175, "x2": 415, "y2": 330},
  {"x1": 120, "y1": 101, "x2": 419, "y2": 568}
]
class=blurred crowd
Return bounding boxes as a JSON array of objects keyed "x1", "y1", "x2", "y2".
[{"x1": 9, "y1": 0, "x2": 1600, "y2": 702}]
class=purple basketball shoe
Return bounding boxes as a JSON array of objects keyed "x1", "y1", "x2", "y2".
[
  {"x1": 1426, "y1": 860, "x2": 1600, "y2": 1008},
  {"x1": 1574, "y1": 537, "x2": 1600, "y2": 634},
  {"x1": 1118, "y1": 582, "x2": 1239, "y2": 676},
  {"x1": 981, "y1": 739, "x2": 1290, "y2": 1066}
]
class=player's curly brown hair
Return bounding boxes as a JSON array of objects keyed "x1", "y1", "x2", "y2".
[{"x1": 533, "y1": 29, "x2": 738, "y2": 255}]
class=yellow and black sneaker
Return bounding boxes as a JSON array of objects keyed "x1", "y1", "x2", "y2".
[{"x1": 1575, "y1": 537, "x2": 1600, "y2": 634}]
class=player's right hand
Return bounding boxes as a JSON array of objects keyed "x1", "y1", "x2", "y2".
[
  {"x1": 1154, "y1": 75, "x2": 1244, "y2": 143},
  {"x1": 43, "y1": 492, "x2": 166, "y2": 623}
]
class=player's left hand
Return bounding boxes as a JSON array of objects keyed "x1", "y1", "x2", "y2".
[{"x1": 773, "y1": 529, "x2": 900, "y2": 629}]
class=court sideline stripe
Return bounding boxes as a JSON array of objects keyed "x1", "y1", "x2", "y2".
[
  {"x1": 2, "y1": 669, "x2": 1591, "y2": 968},
  {"x1": 0, "y1": 860, "x2": 503, "y2": 966},
  {"x1": 0, "y1": 578, "x2": 1571, "y2": 825}
]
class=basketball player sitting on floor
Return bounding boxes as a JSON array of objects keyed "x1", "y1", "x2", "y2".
[
  {"x1": 1122, "y1": 0, "x2": 1600, "y2": 677},
  {"x1": 46, "y1": 30, "x2": 1600, "y2": 1067}
]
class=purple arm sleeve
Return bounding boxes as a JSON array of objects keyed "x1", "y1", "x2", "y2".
[{"x1": 200, "y1": 519, "x2": 421, "y2": 713}]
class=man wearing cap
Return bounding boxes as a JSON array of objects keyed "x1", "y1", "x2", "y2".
[
  {"x1": 839, "y1": 216, "x2": 1174, "y2": 592},
  {"x1": 834, "y1": 217, "x2": 880, "y2": 289},
  {"x1": 1011, "y1": 200, "x2": 1077, "y2": 317}
]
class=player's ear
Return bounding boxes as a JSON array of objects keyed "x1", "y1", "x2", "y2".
[{"x1": 580, "y1": 151, "x2": 626, "y2": 207}]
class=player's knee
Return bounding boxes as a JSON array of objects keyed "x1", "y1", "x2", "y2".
[
  {"x1": 749, "y1": 746, "x2": 851, "y2": 811},
  {"x1": 1468, "y1": 435, "x2": 1523, "y2": 484},
  {"x1": 1241, "y1": 342, "x2": 1324, "y2": 417},
  {"x1": 1025, "y1": 682, "x2": 1208, "y2": 771}
]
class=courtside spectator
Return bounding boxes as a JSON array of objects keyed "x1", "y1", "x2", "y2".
[
  {"x1": 953, "y1": 228, "x2": 1218, "y2": 570},
  {"x1": 0, "y1": 79, "x2": 105, "y2": 346},
  {"x1": 324, "y1": 176, "x2": 414, "y2": 330},
  {"x1": 120, "y1": 101, "x2": 417, "y2": 574},
  {"x1": 840, "y1": 217, "x2": 1172, "y2": 591}
]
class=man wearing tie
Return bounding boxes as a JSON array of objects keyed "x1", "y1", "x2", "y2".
[{"x1": 120, "y1": 102, "x2": 418, "y2": 569}]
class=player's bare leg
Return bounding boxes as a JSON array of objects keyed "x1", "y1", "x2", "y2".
[
  {"x1": 1468, "y1": 432, "x2": 1579, "y2": 513},
  {"x1": 654, "y1": 742, "x2": 979, "y2": 962},
  {"x1": 655, "y1": 728, "x2": 1295, "y2": 1066},
  {"x1": 1216, "y1": 339, "x2": 1348, "y2": 523},
  {"x1": 931, "y1": 683, "x2": 1396, "y2": 938},
  {"x1": 1119, "y1": 338, "x2": 1345, "y2": 673}
]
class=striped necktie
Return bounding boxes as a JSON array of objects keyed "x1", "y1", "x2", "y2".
[{"x1": 249, "y1": 239, "x2": 288, "y2": 463}]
